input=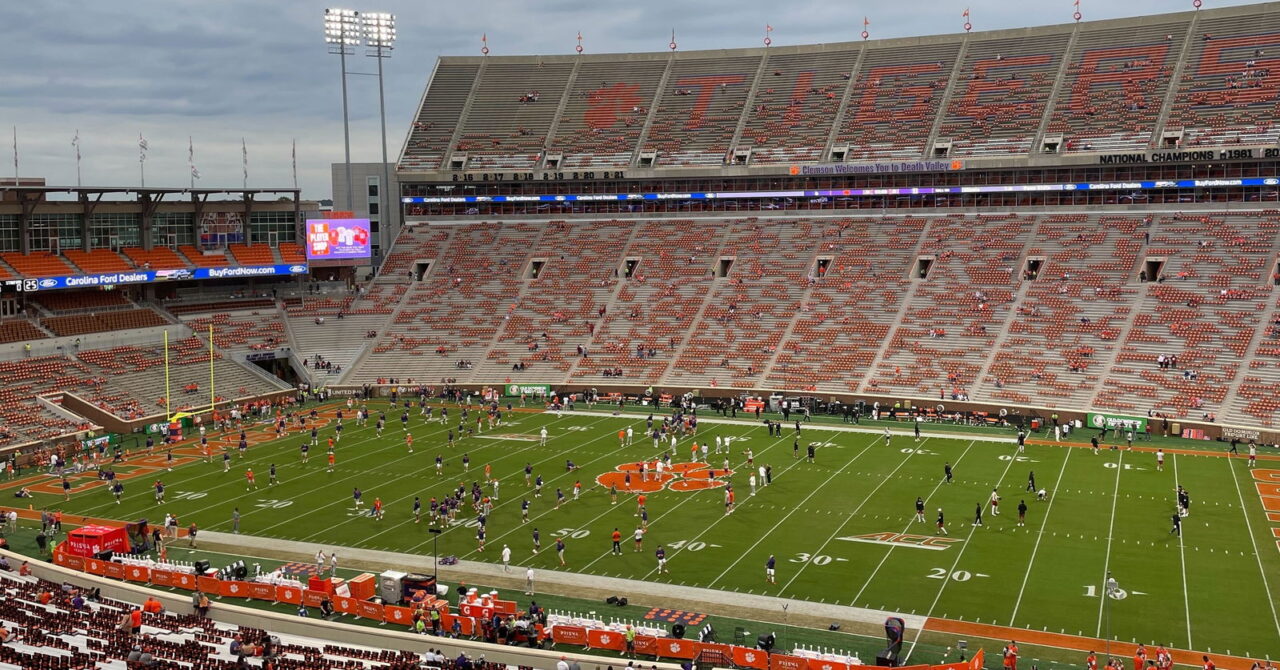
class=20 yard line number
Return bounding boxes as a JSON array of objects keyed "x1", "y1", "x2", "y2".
[{"x1": 928, "y1": 567, "x2": 972, "y2": 582}]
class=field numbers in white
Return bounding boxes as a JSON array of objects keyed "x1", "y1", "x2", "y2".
[
  {"x1": 928, "y1": 567, "x2": 984, "y2": 582},
  {"x1": 171, "y1": 491, "x2": 207, "y2": 501},
  {"x1": 790, "y1": 553, "x2": 849, "y2": 565},
  {"x1": 254, "y1": 499, "x2": 293, "y2": 509},
  {"x1": 552, "y1": 528, "x2": 590, "y2": 539}
]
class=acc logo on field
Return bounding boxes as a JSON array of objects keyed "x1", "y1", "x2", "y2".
[{"x1": 596, "y1": 461, "x2": 733, "y2": 493}]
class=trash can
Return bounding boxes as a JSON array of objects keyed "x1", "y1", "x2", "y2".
[{"x1": 1030, "y1": 418, "x2": 1041, "y2": 431}]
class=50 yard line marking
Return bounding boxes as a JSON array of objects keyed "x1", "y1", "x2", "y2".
[
  {"x1": 575, "y1": 426, "x2": 791, "y2": 573},
  {"x1": 1226, "y1": 455, "x2": 1280, "y2": 639},
  {"x1": 1171, "y1": 453, "x2": 1192, "y2": 648},
  {"x1": 1093, "y1": 451, "x2": 1123, "y2": 638},
  {"x1": 1007, "y1": 446, "x2": 1072, "y2": 626}
]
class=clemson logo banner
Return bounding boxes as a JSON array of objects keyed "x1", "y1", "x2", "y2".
[{"x1": 596, "y1": 461, "x2": 733, "y2": 493}]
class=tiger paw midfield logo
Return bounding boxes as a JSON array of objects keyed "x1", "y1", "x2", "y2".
[{"x1": 596, "y1": 461, "x2": 733, "y2": 493}]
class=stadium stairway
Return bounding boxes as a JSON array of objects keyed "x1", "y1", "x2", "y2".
[{"x1": 856, "y1": 222, "x2": 933, "y2": 394}]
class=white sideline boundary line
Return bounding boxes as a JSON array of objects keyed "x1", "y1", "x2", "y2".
[{"x1": 556, "y1": 408, "x2": 1016, "y2": 445}]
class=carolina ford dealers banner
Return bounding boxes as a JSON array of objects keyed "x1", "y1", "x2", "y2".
[{"x1": 21, "y1": 264, "x2": 309, "y2": 292}]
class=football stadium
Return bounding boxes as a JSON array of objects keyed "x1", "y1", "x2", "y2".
[{"x1": 2, "y1": 3, "x2": 1280, "y2": 670}]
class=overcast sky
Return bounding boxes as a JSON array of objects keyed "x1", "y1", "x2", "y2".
[{"x1": 0, "y1": 0, "x2": 1261, "y2": 200}]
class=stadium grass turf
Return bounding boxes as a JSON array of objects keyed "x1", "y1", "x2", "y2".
[{"x1": 8, "y1": 401, "x2": 1280, "y2": 660}]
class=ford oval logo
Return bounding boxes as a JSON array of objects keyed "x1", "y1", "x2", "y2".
[
  {"x1": 289, "y1": 265, "x2": 307, "y2": 273},
  {"x1": 39, "y1": 279, "x2": 58, "y2": 287}
]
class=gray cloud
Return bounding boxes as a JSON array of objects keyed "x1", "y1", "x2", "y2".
[{"x1": 0, "y1": 0, "x2": 1261, "y2": 199}]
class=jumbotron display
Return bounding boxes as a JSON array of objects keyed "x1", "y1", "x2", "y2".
[{"x1": 305, "y1": 218, "x2": 372, "y2": 260}]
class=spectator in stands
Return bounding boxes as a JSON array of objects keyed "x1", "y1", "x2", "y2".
[
  {"x1": 0, "y1": 624, "x2": 11, "y2": 643},
  {"x1": 192, "y1": 589, "x2": 211, "y2": 617}
]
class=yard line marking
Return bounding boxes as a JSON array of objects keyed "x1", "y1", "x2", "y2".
[
  {"x1": 1171, "y1": 453, "x2": 1192, "y2": 648},
  {"x1": 1226, "y1": 455, "x2": 1280, "y2": 640},
  {"x1": 458, "y1": 421, "x2": 766, "y2": 562},
  {"x1": 1093, "y1": 451, "x2": 1123, "y2": 638},
  {"x1": 301, "y1": 414, "x2": 613, "y2": 546},
  {"x1": 780, "y1": 438, "x2": 944, "y2": 594},
  {"x1": 849, "y1": 440, "x2": 977, "y2": 605},
  {"x1": 1007, "y1": 446, "x2": 1073, "y2": 626},
  {"x1": 700, "y1": 440, "x2": 879, "y2": 588},
  {"x1": 410, "y1": 417, "x2": 765, "y2": 555},
  {"x1": 576, "y1": 428, "x2": 794, "y2": 573},
  {"x1": 68, "y1": 405, "x2": 432, "y2": 518},
  {"x1": 902, "y1": 438, "x2": 1023, "y2": 664}
]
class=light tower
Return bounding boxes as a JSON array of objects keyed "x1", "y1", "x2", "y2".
[{"x1": 323, "y1": 8, "x2": 361, "y2": 208}]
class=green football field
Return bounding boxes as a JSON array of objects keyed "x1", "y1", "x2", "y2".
[{"x1": 15, "y1": 402, "x2": 1280, "y2": 660}]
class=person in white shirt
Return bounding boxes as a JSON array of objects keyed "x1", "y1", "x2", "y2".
[
  {"x1": 556, "y1": 656, "x2": 570, "y2": 670},
  {"x1": 501, "y1": 545, "x2": 511, "y2": 572},
  {"x1": 540, "y1": 427, "x2": 548, "y2": 446},
  {"x1": 316, "y1": 550, "x2": 326, "y2": 570},
  {"x1": 715, "y1": 435, "x2": 723, "y2": 454},
  {"x1": 749, "y1": 474, "x2": 757, "y2": 496},
  {"x1": 525, "y1": 567, "x2": 535, "y2": 595},
  {"x1": 329, "y1": 552, "x2": 338, "y2": 576},
  {"x1": 758, "y1": 465, "x2": 767, "y2": 486},
  {"x1": 626, "y1": 427, "x2": 633, "y2": 445}
]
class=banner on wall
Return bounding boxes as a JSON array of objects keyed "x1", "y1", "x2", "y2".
[
  {"x1": 504, "y1": 384, "x2": 552, "y2": 397},
  {"x1": 21, "y1": 264, "x2": 308, "y2": 292},
  {"x1": 1086, "y1": 412, "x2": 1147, "y2": 432}
]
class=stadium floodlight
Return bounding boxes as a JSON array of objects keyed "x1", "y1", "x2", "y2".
[
  {"x1": 361, "y1": 12, "x2": 396, "y2": 49},
  {"x1": 324, "y1": 8, "x2": 362, "y2": 209},
  {"x1": 362, "y1": 11, "x2": 396, "y2": 264}
]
